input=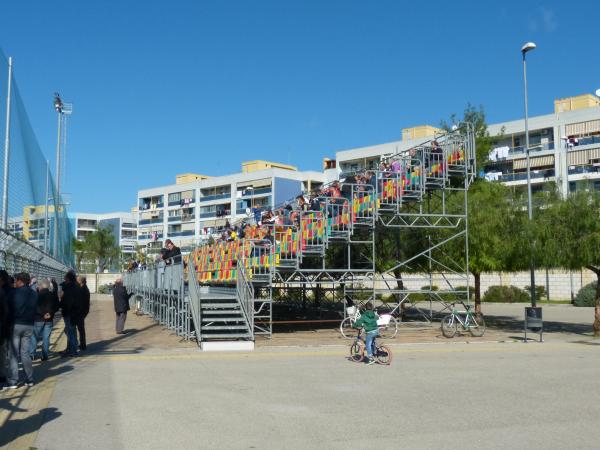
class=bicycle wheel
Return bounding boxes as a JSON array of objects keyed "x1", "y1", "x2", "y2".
[
  {"x1": 468, "y1": 313, "x2": 486, "y2": 337},
  {"x1": 349, "y1": 341, "x2": 365, "y2": 362},
  {"x1": 441, "y1": 314, "x2": 457, "y2": 338},
  {"x1": 375, "y1": 344, "x2": 392, "y2": 365},
  {"x1": 379, "y1": 316, "x2": 399, "y2": 339},
  {"x1": 340, "y1": 317, "x2": 354, "y2": 339}
]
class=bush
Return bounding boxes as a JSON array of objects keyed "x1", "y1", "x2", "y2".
[
  {"x1": 524, "y1": 285, "x2": 547, "y2": 301},
  {"x1": 574, "y1": 281, "x2": 598, "y2": 307},
  {"x1": 98, "y1": 284, "x2": 113, "y2": 295},
  {"x1": 483, "y1": 285, "x2": 530, "y2": 303}
]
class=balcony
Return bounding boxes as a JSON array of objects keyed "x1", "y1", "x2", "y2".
[
  {"x1": 485, "y1": 169, "x2": 555, "y2": 182},
  {"x1": 138, "y1": 202, "x2": 164, "y2": 211},
  {"x1": 168, "y1": 214, "x2": 195, "y2": 223},
  {"x1": 168, "y1": 199, "x2": 196, "y2": 207},
  {"x1": 167, "y1": 230, "x2": 195, "y2": 237},
  {"x1": 568, "y1": 165, "x2": 600, "y2": 175},
  {"x1": 199, "y1": 193, "x2": 231, "y2": 202},
  {"x1": 573, "y1": 135, "x2": 600, "y2": 147},
  {"x1": 138, "y1": 217, "x2": 163, "y2": 225},
  {"x1": 238, "y1": 187, "x2": 272, "y2": 197},
  {"x1": 138, "y1": 233, "x2": 163, "y2": 240}
]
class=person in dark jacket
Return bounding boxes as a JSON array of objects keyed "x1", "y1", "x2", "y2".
[
  {"x1": 0, "y1": 272, "x2": 9, "y2": 384},
  {"x1": 162, "y1": 239, "x2": 182, "y2": 265},
  {"x1": 6, "y1": 272, "x2": 37, "y2": 388},
  {"x1": 60, "y1": 271, "x2": 81, "y2": 357},
  {"x1": 113, "y1": 278, "x2": 132, "y2": 334},
  {"x1": 76, "y1": 275, "x2": 90, "y2": 350},
  {"x1": 30, "y1": 279, "x2": 59, "y2": 361},
  {"x1": 0, "y1": 270, "x2": 13, "y2": 384}
]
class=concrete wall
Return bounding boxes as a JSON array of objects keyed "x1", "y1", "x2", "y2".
[
  {"x1": 82, "y1": 273, "x2": 121, "y2": 293},
  {"x1": 378, "y1": 269, "x2": 595, "y2": 301}
]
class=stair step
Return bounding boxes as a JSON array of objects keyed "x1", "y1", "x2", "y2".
[
  {"x1": 201, "y1": 325, "x2": 248, "y2": 330},
  {"x1": 202, "y1": 317, "x2": 245, "y2": 322},
  {"x1": 201, "y1": 333, "x2": 252, "y2": 339},
  {"x1": 202, "y1": 303, "x2": 240, "y2": 308},
  {"x1": 202, "y1": 310, "x2": 244, "y2": 315}
]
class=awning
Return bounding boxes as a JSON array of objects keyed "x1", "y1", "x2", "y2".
[
  {"x1": 588, "y1": 148, "x2": 600, "y2": 160},
  {"x1": 569, "y1": 150, "x2": 588, "y2": 165},
  {"x1": 513, "y1": 155, "x2": 554, "y2": 170},
  {"x1": 238, "y1": 178, "x2": 272, "y2": 189},
  {"x1": 566, "y1": 120, "x2": 600, "y2": 136}
]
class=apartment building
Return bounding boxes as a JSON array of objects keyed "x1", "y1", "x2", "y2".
[
  {"x1": 136, "y1": 160, "x2": 324, "y2": 252},
  {"x1": 484, "y1": 94, "x2": 600, "y2": 196},
  {"x1": 332, "y1": 94, "x2": 600, "y2": 199},
  {"x1": 13, "y1": 207, "x2": 137, "y2": 259}
]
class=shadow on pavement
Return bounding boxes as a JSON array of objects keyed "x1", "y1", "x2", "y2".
[
  {"x1": 483, "y1": 314, "x2": 592, "y2": 335},
  {"x1": 0, "y1": 407, "x2": 62, "y2": 447},
  {"x1": 81, "y1": 322, "x2": 158, "y2": 356}
]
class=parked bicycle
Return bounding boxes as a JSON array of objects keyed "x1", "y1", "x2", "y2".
[
  {"x1": 349, "y1": 328, "x2": 392, "y2": 365},
  {"x1": 340, "y1": 304, "x2": 398, "y2": 339},
  {"x1": 440, "y1": 301, "x2": 485, "y2": 338}
]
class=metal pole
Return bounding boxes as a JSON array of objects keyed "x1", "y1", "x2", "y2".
[
  {"x1": 523, "y1": 51, "x2": 537, "y2": 307},
  {"x1": 44, "y1": 160, "x2": 50, "y2": 252},
  {"x1": 53, "y1": 111, "x2": 62, "y2": 257},
  {"x1": 2, "y1": 56, "x2": 13, "y2": 228}
]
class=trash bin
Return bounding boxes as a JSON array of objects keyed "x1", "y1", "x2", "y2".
[{"x1": 524, "y1": 306, "x2": 543, "y2": 342}]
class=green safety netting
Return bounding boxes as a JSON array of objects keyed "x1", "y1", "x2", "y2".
[{"x1": 0, "y1": 49, "x2": 73, "y2": 267}]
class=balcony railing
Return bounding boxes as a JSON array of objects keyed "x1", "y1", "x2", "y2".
[
  {"x1": 237, "y1": 187, "x2": 272, "y2": 197},
  {"x1": 168, "y1": 215, "x2": 195, "y2": 222},
  {"x1": 485, "y1": 169, "x2": 555, "y2": 182},
  {"x1": 199, "y1": 193, "x2": 231, "y2": 202},
  {"x1": 138, "y1": 233, "x2": 164, "y2": 240},
  {"x1": 167, "y1": 230, "x2": 195, "y2": 237},
  {"x1": 168, "y1": 199, "x2": 196, "y2": 206},
  {"x1": 571, "y1": 135, "x2": 600, "y2": 147},
  {"x1": 508, "y1": 142, "x2": 555, "y2": 156},
  {"x1": 138, "y1": 217, "x2": 164, "y2": 225},
  {"x1": 139, "y1": 202, "x2": 164, "y2": 210},
  {"x1": 568, "y1": 165, "x2": 600, "y2": 175}
]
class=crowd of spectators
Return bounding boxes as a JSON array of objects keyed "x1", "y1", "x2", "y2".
[{"x1": 0, "y1": 270, "x2": 90, "y2": 390}]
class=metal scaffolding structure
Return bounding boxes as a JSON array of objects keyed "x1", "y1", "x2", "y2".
[{"x1": 124, "y1": 125, "x2": 476, "y2": 346}]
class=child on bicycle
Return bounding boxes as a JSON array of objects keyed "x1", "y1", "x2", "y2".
[{"x1": 352, "y1": 302, "x2": 379, "y2": 365}]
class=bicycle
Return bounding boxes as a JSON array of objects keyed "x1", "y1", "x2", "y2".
[
  {"x1": 440, "y1": 301, "x2": 486, "y2": 338},
  {"x1": 349, "y1": 328, "x2": 392, "y2": 365},
  {"x1": 340, "y1": 305, "x2": 398, "y2": 339}
]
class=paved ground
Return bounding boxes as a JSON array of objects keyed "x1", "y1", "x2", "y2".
[{"x1": 1, "y1": 296, "x2": 599, "y2": 449}]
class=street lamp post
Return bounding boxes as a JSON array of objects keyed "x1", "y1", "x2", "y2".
[
  {"x1": 52, "y1": 93, "x2": 72, "y2": 259},
  {"x1": 522, "y1": 41, "x2": 537, "y2": 307}
]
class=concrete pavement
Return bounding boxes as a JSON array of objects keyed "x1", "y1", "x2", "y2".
[{"x1": 1, "y1": 296, "x2": 599, "y2": 449}]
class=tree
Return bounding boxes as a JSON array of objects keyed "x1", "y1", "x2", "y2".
[
  {"x1": 77, "y1": 225, "x2": 120, "y2": 273},
  {"x1": 443, "y1": 179, "x2": 526, "y2": 312},
  {"x1": 535, "y1": 190, "x2": 600, "y2": 335},
  {"x1": 72, "y1": 238, "x2": 86, "y2": 271}
]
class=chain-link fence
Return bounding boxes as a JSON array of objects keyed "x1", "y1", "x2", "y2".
[{"x1": 0, "y1": 49, "x2": 73, "y2": 270}]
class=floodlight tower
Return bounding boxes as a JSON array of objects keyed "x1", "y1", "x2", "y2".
[{"x1": 52, "y1": 93, "x2": 73, "y2": 258}]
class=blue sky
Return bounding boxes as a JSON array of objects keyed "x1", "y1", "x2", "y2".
[{"x1": 0, "y1": 0, "x2": 598, "y2": 213}]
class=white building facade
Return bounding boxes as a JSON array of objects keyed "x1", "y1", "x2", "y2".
[{"x1": 136, "y1": 162, "x2": 324, "y2": 253}]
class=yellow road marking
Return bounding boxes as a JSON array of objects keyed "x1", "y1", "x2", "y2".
[{"x1": 77, "y1": 341, "x2": 599, "y2": 363}]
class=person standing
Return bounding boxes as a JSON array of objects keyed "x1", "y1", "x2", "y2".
[
  {"x1": 76, "y1": 276, "x2": 90, "y2": 350},
  {"x1": 113, "y1": 278, "x2": 132, "y2": 334},
  {"x1": 60, "y1": 271, "x2": 81, "y2": 357},
  {"x1": 162, "y1": 239, "x2": 182, "y2": 265},
  {"x1": 5, "y1": 273, "x2": 37, "y2": 388},
  {"x1": 30, "y1": 279, "x2": 59, "y2": 361},
  {"x1": 0, "y1": 270, "x2": 13, "y2": 385}
]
